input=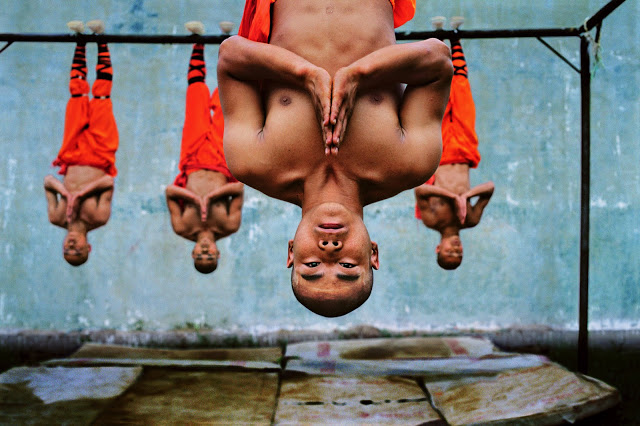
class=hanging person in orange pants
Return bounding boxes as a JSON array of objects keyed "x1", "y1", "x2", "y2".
[
  {"x1": 165, "y1": 22, "x2": 244, "y2": 275},
  {"x1": 44, "y1": 20, "x2": 118, "y2": 267},
  {"x1": 414, "y1": 26, "x2": 494, "y2": 270}
]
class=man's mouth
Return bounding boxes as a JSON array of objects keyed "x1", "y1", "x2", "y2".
[{"x1": 319, "y1": 223, "x2": 343, "y2": 229}]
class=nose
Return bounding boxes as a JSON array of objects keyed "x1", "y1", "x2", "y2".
[{"x1": 318, "y1": 239, "x2": 343, "y2": 251}]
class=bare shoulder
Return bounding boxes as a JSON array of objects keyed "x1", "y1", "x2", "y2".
[
  {"x1": 340, "y1": 89, "x2": 441, "y2": 204},
  {"x1": 225, "y1": 86, "x2": 324, "y2": 205}
]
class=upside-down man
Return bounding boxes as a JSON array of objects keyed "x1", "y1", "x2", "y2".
[
  {"x1": 217, "y1": 0, "x2": 452, "y2": 316},
  {"x1": 45, "y1": 20, "x2": 118, "y2": 266},
  {"x1": 414, "y1": 35, "x2": 494, "y2": 270},
  {"x1": 166, "y1": 24, "x2": 244, "y2": 274}
]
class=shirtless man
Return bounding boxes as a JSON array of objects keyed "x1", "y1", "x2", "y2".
[
  {"x1": 217, "y1": 0, "x2": 452, "y2": 316},
  {"x1": 414, "y1": 35, "x2": 494, "y2": 270},
  {"x1": 166, "y1": 27, "x2": 244, "y2": 274},
  {"x1": 45, "y1": 20, "x2": 118, "y2": 266}
]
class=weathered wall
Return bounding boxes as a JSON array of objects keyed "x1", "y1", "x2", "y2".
[{"x1": 1, "y1": 0, "x2": 638, "y2": 332}]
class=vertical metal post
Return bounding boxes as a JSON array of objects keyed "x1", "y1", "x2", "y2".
[{"x1": 578, "y1": 35, "x2": 590, "y2": 375}]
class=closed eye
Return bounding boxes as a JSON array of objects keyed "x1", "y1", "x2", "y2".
[
  {"x1": 337, "y1": 274, "x2": 361, "y2": 282},
  {"x1": 301, "y1": 273, "x2": 323, "y2": 281}
]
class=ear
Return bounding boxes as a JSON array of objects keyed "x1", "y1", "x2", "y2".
[
  {"x1": 435, "y1": 244, "x2": 441, "y2": 254},
  {"x1": 286, "y1": 239, "x2": 294, "y2": 268},
  {"x1": 88, "y1": 244, "x2": 92, "y2": 253},
  {"x1": 370, "y1": 241, "x2": 380, "y2": 270}
]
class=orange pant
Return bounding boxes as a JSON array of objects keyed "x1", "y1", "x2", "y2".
[
  {"x1": 439, "y1": 73, "x2": 480, "y2": 169},
  {"x1": 415, "y1": 73, "x2": 480, "y2": 219},
  {"x1": 238, "y1": 0, "x2": 416, "y2": 42},
  {"x1": 53, "y1": 78, "x2": 118, "y2": 176},
  {"x1": 173, "y1": 83, "x2": 237, "y2": 187}
]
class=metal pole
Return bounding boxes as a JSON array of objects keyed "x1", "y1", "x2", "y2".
[
  {"x1": 0, "y1": 27, "x2": 583, "y2": 45},
  {"x1": 583, "y1": 0, "x2": 627, "y2": 32},
  {"x1": 578, "y1": 35, "x2": 590, "y2": 375}
]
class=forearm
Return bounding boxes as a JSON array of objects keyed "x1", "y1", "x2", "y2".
[
  {"x1": 204, "y1": 182, "x2": 245, "y2": 201},
  {"x1": 346, "y1": 39, "x2": 452, "y2": 90},
  {"x1": 464, "y1": 181, "x2": 495, "y2": 200},
  {"x1": 218, "y1": 35, "x2": 320, "y2": 91},
  {"x1": 77, "y1": 175, "x2": 114, "y2": 199},
  {"x1": 415, "y1": 184, "x2": 458, "y2": 201},
  {"x1": 166, "y1": 185, "x2": 200, "y2": 205},
  {"x1": 44, "y1": 175, "x2": 68, "y2": 196}
]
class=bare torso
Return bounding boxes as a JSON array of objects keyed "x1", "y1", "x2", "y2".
[
  {"x1": 63, "y1": 165, "x2": 106, "y2": 193},
  {"x1": 245, "y1": 0, "x2": 434, "y2": 206},
  {"x1": 181, "y1": 170, "x2": 237, "y2": 240},
  {"x1": 62, "y1": 165, "x2": 111, "y2": 231},
  {"x1": 416, "y1": 163, "x2": 493, "y2": 231}
]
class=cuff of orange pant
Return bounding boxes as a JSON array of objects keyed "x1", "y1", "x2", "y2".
[{"x1": 91, "y1": 79, "x2": 112, "y2": 98}]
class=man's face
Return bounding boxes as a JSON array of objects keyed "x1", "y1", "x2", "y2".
[
  {"x1": 287, "y1": 203, "x2": 379, "y2": 316},
  {"x1": 192, "y1": 235, "x2": 220, "y2": 269},
  {"x1": 436, "y1": 235, "x2": 463, "y2": 265},
  {"x1": 63, "y1": 231, "x2": 90, "y2": 265}
]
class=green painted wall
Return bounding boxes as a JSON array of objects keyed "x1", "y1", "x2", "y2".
[{"x1": 1, "y1": 0, "x2": 638, "y2": 332}]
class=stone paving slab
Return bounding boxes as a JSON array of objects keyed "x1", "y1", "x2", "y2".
[
  {"x1": 94, "y1": 369, "x2": 278, "y2": 425},
  {"x1": 44, "y1": 343, "x2": 282, "y2": 371},
  {"x1": 285, "y1": 354, "x2": 548, "y2": 378},
  {"x1": 70, "y1": 342, "x2": 282, "y2": 362},
  {"x1": 286, "y1": 337, "x2": 498, "y2": 361},
  {"x1": 274, "y1": 374, "x2": 444, "y2": 425},
  {"x1": 0, "y1": 366, "x2": 141, "y2": 424},
  {"x1": 0, "y1": 340, "x2": 623, "y2": 424},
  {"x1": 424, "y1": 363, "x2": 621, "y2": 425}
]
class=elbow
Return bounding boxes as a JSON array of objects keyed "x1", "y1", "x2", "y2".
[
  {"x1": 423, "y1": 39, "x2": 453, "y2": 81},
  {"x1": 218, "y1": 35, "x2": 245, "y2": 76}
]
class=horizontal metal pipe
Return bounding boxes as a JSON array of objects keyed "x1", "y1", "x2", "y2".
[
  {"x1": 0, "y1": 27, "x2": 583, "y2": 45},
  {"x1": 397, "y1": 28, "x2": 581, "y2": 40}
]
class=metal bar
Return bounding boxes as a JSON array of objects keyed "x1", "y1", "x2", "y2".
[
  {"x1": 578, "y1": 35, "x2": 591, "y2": 375},
  {"x1": 0, "y1": 41, "x2": 13, "y2": 54},
  {"x1": 0, "y1": 33, "x2": 231, "y2": 44},
  {"x1": 536, "y1": 37, "x2": 580, "y2": 74},
  {"x1": 0, "y1": 27, "x2": 583, "y2": 45},
  {"x1": 397, "y1": 28, "x2": 581, "y2": 40},
  {"x1": 582, "y1": 0, "x2": 627, "y2": 33}
]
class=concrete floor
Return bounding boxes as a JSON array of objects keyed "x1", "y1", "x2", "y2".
[{"x1": 1, "y1": 333, "x2": 631, "y2": 425}]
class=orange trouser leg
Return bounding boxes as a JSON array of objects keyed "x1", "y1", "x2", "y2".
[
  {"x1": 59, "y1": 82, "x2": 90, "y2": 159},
  {"x1": 447, "y1": 38, "x2": 475, "y2": 137},
  {"x1": 88, "y1": 96, "x2": 119, "y2": 156},
  {"x1": 187, "y1": 43, "x2": 206, "y2": 85},
  {"x1": 180, "y1": 83, "x2": 212, "y2": 157},
  {"x1": 440, "y1": 39, "x2": 480, "y2": 168},
  {"x1": 70, "y1": 43, "x2": 87, "y2": 81}
]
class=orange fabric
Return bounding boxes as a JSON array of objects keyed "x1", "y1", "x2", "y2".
[
  {"x1": 53, "y1": 78, "x2": 119, "y2": 176},
  {"x1": 173, "y1": 84, "x2": 238, "y2": 187},
  {"x1": 415, "y1": 74, "x2": 480, "y2": 219},
  {"x1": 439, "y1": 73, "x2": 480, "y2": 169},
  {"x1": 238, "y1": 0, "x2": 416, "y2": 42},
  {"x1": 389, "y1": 0, "x2": 416, "y2": 28}
]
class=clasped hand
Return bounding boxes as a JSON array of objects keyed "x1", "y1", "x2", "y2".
[
  {"x1": 455, "y1": 195, "x2": 467, "y2": 225},
  {"x1": 307, "y1": 65, "x2": 359, "y2": 156}
]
